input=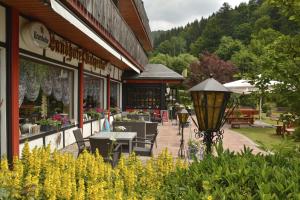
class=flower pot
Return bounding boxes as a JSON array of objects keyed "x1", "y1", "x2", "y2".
[{"x1": 40, "y1": 125, "x2": 53, "y2": 132}]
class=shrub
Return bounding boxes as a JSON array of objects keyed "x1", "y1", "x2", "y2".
[
  {"x1": 0, "y1": 144, "x2": 187, "y2": 199},
  {"x1": 293, "y1": 127, "x2": 300, "y2": 142},
  {"x1": 157, "y1": 145, "x2": 300, "y2": 199}
]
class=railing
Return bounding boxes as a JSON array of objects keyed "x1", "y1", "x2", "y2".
[
  {"x1": 133, "y1": 0, "x2": 153, "y2": 46},
  {"x1": 76, "y1": 0, "x2": 148, "y2": 67}
]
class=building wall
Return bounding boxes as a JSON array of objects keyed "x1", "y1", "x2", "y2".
[
  {"x1": 16, "y1": 15, "x2": 124, "y2": 154},
  {"x1": 0, "y1": 5, "x2": 6, "y2": 156}
]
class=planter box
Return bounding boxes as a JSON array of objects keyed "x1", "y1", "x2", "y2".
[
  {"x1": 127, "y1": 114, "x2": 151, "y2": 121},
  {"x1": 40, "y1": 125, "x2": 53, "y2": 132}
]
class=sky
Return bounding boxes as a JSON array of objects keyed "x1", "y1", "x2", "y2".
[{"x1": 143, "y1": 0, "x2": 247, "y2": 31}]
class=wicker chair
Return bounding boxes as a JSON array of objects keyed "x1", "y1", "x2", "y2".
[
  {"x1": 132, "y1": 129, "x2": 158, "y2": 156},
  {"x1": 89, "y1": 138, "x2": 122, "y2": 168},
  {"x1": 72, "y1": 129, "x2": 90, "y2": 157}
]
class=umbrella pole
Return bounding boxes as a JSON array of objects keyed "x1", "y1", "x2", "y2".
[{"x1": 259, "y1": 96, "x2": 262, "y2": 121}]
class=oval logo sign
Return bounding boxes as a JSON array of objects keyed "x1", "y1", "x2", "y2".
[{"x1": 22, "y1": 22, "x2": 50, "y2": 49}]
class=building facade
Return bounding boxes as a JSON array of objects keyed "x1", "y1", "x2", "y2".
[{"x1": 0, "y1": 0, "x2": 152, "y2": 161}]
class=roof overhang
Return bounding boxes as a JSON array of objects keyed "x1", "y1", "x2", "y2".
[
  {"x1": 3, "y1": 0, "x2": 141, "y2": 73},
  {"x1": 124, "y1": 79, "x2": 183, "y2": 84},
  {"x1": 123, "y1": 64, "x2": 184, "y2": 83}
]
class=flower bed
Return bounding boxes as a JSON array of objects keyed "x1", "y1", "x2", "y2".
[{"x1": 0, "y1": 144, "x2": 187, "y2": 199}]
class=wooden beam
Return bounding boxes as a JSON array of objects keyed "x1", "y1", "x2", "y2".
[
  {"x1": 78, "y1": 63, "x2": 84, "y2": 129},
  {"x1": 6, "y1": 7, "x2": 20, "y2": 160}
]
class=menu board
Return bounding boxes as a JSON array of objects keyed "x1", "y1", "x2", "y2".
[{"x1": 161, "y1": 110, "x2": 169, "y2": 122}]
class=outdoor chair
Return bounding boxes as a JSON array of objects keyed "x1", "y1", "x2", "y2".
[
  {"x1": 146, "y1": 122, "x2": 158, "y2": 148},
  {"x1": 73, "y1": 129, "x2": 90, "y2": 157},
  {"x1": 132, "y1": 129, "x2": 158, "y2": 156},
  {"x1": 89, "y1": 138, "x2": 122, "y2": 168},
  {"x1": 150, "y1": 110, "x2": 162, "y2": 124}
]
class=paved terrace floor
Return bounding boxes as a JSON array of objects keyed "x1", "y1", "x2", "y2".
[
  {"x1": 153, "y1": 119, "x2": 265, "y2": 157},
  {"x1": 61, "y1": 119, "x2": 265, "y2": 158}
]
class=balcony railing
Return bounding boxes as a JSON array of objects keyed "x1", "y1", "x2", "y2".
[
  {"x1": 77, "y1": 0, "x2": 148, "y2": 67},
  {"x1": 133, "y1": 0, "x2": 153, "y2": 46}
]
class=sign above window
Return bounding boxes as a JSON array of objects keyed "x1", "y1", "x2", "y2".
[
  {"x1": 22, "y1": 22, "x2": 50, "y2": 49},
  {"x1": 22, "y1": 21, "x2": 107, "y2": 69}
]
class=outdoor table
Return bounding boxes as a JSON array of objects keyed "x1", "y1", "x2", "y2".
[{"x1": 90, "y1": 132, "x2": 137, "y2": 154}]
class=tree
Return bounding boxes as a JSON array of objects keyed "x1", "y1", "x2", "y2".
[
  {"x1": 269, "y1": 0, "x2": 300, "y2": 24},
  {"x1": 231, "y1": 49, "x2": 258, "y2": 77},
  {"x1": 185, "y1": 52, "x2": 238, "y2": 88},
  {"x1": 215, "y1": 36, "x2": 244, "y2": 61},
  {"x1": 150, "y1": 53, "x2": 197, "y2": 74}
]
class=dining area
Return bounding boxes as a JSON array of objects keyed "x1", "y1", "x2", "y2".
[{"x1": 69, "y1": 120, "x2": 159, "y2": 167}]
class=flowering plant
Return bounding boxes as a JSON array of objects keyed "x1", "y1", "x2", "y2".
[
  {"x1": 0, "y1": 143, "x2": 187, "y2": 199},
  {"x1": 52, "y1": 114, "x2": 69, "y2": 126},
  {"x1": 86, "y1": 108, "x2": 104, "y2": 119}
]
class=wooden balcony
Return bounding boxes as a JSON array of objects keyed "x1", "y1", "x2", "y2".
[
  {"x1": 70, "y1": 0, "x2": 149, "y2": 67},
  {"x1": 119, "y1": 0, "x2": 153, "y2": 51}
]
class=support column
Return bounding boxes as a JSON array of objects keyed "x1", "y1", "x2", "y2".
[
  {"x1": 107, "y1": 75, "x2": 110, "y2": 121},
  {"x1": 6, "y1": 8, "x2": 19, "y2": 161},
  {"x1": 78, "y1": 63, "x2": 84, "y2": 129}
]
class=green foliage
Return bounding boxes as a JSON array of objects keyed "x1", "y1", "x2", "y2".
[
  {"x1": 293, "y1": 127, "x2": 300, "y2": 142},
  {"x1": 150, "y1": 53, "x2": 196, "y2": 74},
  {"x1": 157, "y1": 146, "x2": 300, "y2": 199},
  {"x1": 269, "y1": 0, "x2": 300, "y2": 24},
  {"x1": 37, "y1": 118, "x2": 61, "y2": 128},
  {"x1": 215, "y1": 36, "x2": 244, "y2": 61},
  {"x1": 156, "y1": 36, "x2": 186, "y2": 56}
]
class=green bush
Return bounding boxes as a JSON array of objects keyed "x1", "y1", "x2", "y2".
[
  {"x1": 293, "y1": 127, "x2": 300, "y2": 142},
  {"x1": 157, "y1": 145, "x2": 300, "y2": 199}
]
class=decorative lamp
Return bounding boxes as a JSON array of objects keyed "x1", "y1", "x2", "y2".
[
  {"x1": 189, "y1": 75, "x2": 232, "y2": 154},
  {"x1": 177, "y1": 108, "x2": 189, "y2": 158},
  {"x1": 177, "y1": 109, "x2": 189, "y2": 125}
]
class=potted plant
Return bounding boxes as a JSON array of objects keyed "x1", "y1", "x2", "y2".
[
  {"x1": 37, "y1": 117, "x2": 62, "y2": 132},
  {"x1": 37, "y1": 119, "x2": 55, "y2": 132}
]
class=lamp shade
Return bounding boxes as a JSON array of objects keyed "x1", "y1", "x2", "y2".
[
  {"x1": 189, "y1": 77, "x2": 231, "y2": 132},
  {"x1": 177, "y1": 109, "x2": 189, "y2": 124}
]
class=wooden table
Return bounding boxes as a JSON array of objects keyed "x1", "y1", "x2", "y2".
[{"x1": 90, "y1": 132, "x2": 137, "y2": 153}]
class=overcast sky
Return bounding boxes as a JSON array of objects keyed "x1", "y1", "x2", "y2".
[{"x1": 143, "y1": 0, "x2": 247, "y2": 31}]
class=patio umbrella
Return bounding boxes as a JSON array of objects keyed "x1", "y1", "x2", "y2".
[{"x1": 224, "y1": 79, "x2": 279, "y2": 120}]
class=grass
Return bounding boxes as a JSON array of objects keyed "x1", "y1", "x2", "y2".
[{"x1": 232, "y1": 127, "x2": 298, "y2": 151}]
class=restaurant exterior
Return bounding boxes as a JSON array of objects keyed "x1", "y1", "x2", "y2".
[{"x1": 0, "y1": 0, "x2": 153, "y2": 161}]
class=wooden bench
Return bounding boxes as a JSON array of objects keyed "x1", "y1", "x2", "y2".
[
  {"x1": 226, "y1": 117, "x2": 254, "y2": 125},
  {"x1": 231, "y1": 121, "x2": 251, "y2": 128},
  {"x1": 285, "y1": 128, "x2": 295, "y2": 135}
]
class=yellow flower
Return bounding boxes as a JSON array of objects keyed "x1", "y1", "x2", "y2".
[{"x1": 207, "y1": 195, "x2": 213, "y2": 200}]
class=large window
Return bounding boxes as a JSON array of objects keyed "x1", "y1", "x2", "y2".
[
  {"x1": 84, "y1": 75, "x2": 104, "y2": 120},
  {"x1": 110, "y1": 81, "x2": 120, "y2": 108},
  {"x1": 125, "y1": 85, "x2": 162, "y2": 109},
  {"x1": 19, "y1": 58, "x2": 74, "y2": 135}
]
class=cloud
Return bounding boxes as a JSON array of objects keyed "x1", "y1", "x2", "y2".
[{"x1": 143, "y1": 0, "x2": 247, "y2": 31}]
